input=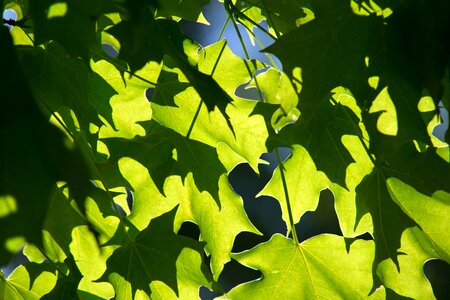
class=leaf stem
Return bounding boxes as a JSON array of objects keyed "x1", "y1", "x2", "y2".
[
  {"x1": 218, "y1": 16, "x2": 230, "y2": 42},
  {"x1": 330, "y1": 97, "x2": 377, "y2": 167},
  {"x1": 224, "y1": 0, "x2": 277, "y2": 40},
  {"x1": 260, "y1": 0, "x2": 281, "y2": 39},
  {"x1": 185, "y1": 38, "x2": 226, "y2": 139},
  {"x1": 238, "y1": 19, "x2": 279, "y2": 69},
  {"x1": 186, "y1": 100, "x2": 203, "y2": 139},
  {"x1": 275, "y1": 147, "x2": 299, "y2": 244},
  {"x1": 226, "y1": 7, "x2": 265, "y2": 102}
]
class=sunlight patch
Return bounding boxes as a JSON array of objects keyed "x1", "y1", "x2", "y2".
[{"x1": 47, "y1": 2, "x2": 68, "y2": 19}]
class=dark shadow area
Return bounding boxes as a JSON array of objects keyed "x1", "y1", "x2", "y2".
[
  {"x1": 199, "y1": 285, "x2": 222, "y2": 300},
  {"x1": 228, "y1": 161, "x2": 286, "y2": 244},
  {"x1": 199, "y1": 258, "x2": 261, "y2": 300},
  {"x1": 125, "y1": 188, "x2": 134, "y2": 211},
  {"x1": 354, "y1": 232, "x2": 373, "y2": 241},
  {"x1": 218, "y1": 258, "x2": 261, "y2": 292},
  {"x1": 177, "y1": 221, "x2": 201, "y2": 241},
  {"x1": 145, "y1": 87, "x2": 154, "y2": 102},
  {"x1": 294, "y1": 188, "x2": 343, "y2": 243},
  {"x1": 424, "y1": 259, "x2": 450, "y2": 300}
]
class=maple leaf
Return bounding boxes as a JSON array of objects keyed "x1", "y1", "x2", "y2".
[
  {"x1": 236, "y1": 0, "x2": 311, "y2": 35},
  {"x1": 102, "y1": 120, "x2": 226, "y2": 201},
  {"x1": 108, "y1": 6, "x2": 234, "y2": 118},
  {"x1": 151, "y1": 40, "x2": 267, "y2": 174},
  {"x1": 0, "y1": 28, "x2": 91, "y2": 264},
  {"x1": 155, "y1": 0, "x2": 210, "y2": 23},
  {"x1": 18, "y1": 42, "x2": 113, "y2": 133},
  {"x1": 265, "y1": 0, "x2": 382, "y2": 119},
  {"x1": 29, "y1": 0, "x2": 116, "y2": 61},
  {"x1": 267, "y1": 89, "x2": 360, "y2": 188},
  {"x1": 99, "y1": 207, "x2": 211, "y2": 298},
  {"x1": 222, "y1": 234, "x2": 381, "y2": 299},
  {"x1": 174, "y1": 174, "x2": 261, "y2": 279}
]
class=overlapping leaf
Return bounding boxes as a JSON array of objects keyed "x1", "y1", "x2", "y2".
[
  {"x1": 155, "y1": 0, "x2": 210, "y2": 23},
  {"x1": 267, "y1": 89, "x2": 362, "y2": 188},
  {"x1": 151, "y1": 40, "x2": 268, "y2": 173},
  {"x1": 387, "y1": 178, "x2": 450, "y2": 262},
  {"x1": 0, "y1": 263, "x2": 57, "y2": 300},
  {"x1": 0, "y1": 28, "x2": 91, "y2": 264},
  {"x1": 222, "y1": 234, "x2": 383, "y2": 299},
  {"x1": 259, "y1": 90, "x2": 373, "y2": 238},
  {"x1": 107, "y1": 5, "x2": 234, "y2": 118},
  {"x1": 236, "y1": 0, "x2": 312, "y2": 36},
  {"x1": 376, "y1": 227, "x2": 443, "y2": 299},
  {"x1": 103, "y1": 120, "x2": 226, "y2": 201},
  {"x1": 29, "y1": 0, "x2": 116, "y2": 61},
  {"x1": 173, "y1": 174, "x2": 261, "y2": 279},
  {"x1": 2, "y1": 0, "x2": 450, "y2": 298},
  {"x1": 99, "y1": 207, "x2": 213, "y2": 298},
  {"x1": 18, "y1": 42, "x2": 115, "y2": 133},
  {"x1": 265, "y1": 0, "x2": 382, "y2": 119}
]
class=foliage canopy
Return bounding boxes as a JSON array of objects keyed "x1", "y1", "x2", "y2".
[{"x1": 1, "y1": 0, "x2": 450, "y2": 299}]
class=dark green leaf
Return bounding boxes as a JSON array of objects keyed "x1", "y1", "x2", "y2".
[
  {"x1": 99, "y1": 207, "x2": 211, "y2": 298},
  {"x1": 29, "y1": 0, "x2": 116, "y2": 61},
  {"x1": 0, "y1": 28, "x2": 91, "y2": 264}
]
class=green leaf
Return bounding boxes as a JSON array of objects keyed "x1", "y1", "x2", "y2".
[
  {"x1": 41, "y1": 256, "x2": 83, "y2": 300},
  {"x1": 99, "y1": 207, "x2": 212, "y2": 298},
  {"x1": 265, "y1": 0, "x2": 382, "y2": 119},
  {"x1": 148, "y1": 247, "x2": 215, "y2": 300},
  {"x1": 354, "y1": 144, "x2": 450, "y2": 283},
  {"x1": 42, "y1": 188, "x2": 86, "y2": 260},
  {"x1": 376, "y1": 227, "x2": 440, "y2": 299},
  {"x1": 258, "y1": 145, "x2": 327, "y2": 233},
  {"x1": 155, "y1": 0, "x2": 210, "y2": 23},
  {"x1": 92, "y1": 58, "x2": 156, "y2": 141},
  {"x1": 29, "y1": 0, "x2": 116, "y2": 61},
  {"x1": 268, "y1": 89, "x2": 362, "y2": 188},
  {"x1": 0, "y1": 263, "x2": 57, "y2": 300},
  {"x1": 174, "y1": 174, "x2": 261, "y2": 279},
  {"x1": 363, "y1": 82, "x2": 431, "y2": 160},
  {"x1": 355, "y1": 169, "x2": 415, "y2": 276},
  {"x1": 108, "y1": 8, "x2": 233, "y2": 117},
  {"x1": 387, "y1": 178, "x2": 450, "y2": 262},
  {"x1": 0, "y1": 28, "x2": 91, "y2": 264},
  {"x1": 322, "y1": 93, "x2": 374, "y2": 237},
  {"x1": 223, "y1": 234, "x2": 381, "y2": 299},
  {"x1": 19, "y1": 42, "x2": 113, "y2": 133},
  {"x1": 103, "y1": 120, "x2": 226, "y2": 201},
  {"x1": 117, "y1": 158, "x2": 177, "y2": 231},
  {"x1": 236, "y1": 0, "x2": 312, "y2": 35},
  {"x1": 42, "y1": 187, "x2": 112, "y2": 297},
  {"x1": 151, "y1": 40, "x2": 267, "y2": 173},
  {"x1": 106, "y1": 8, "x2": 167, "y2": 73}
]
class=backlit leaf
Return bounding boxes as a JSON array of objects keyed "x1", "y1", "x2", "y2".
[{"x1": 223, "y1": 234, "x2": 381, "y2": 299}]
